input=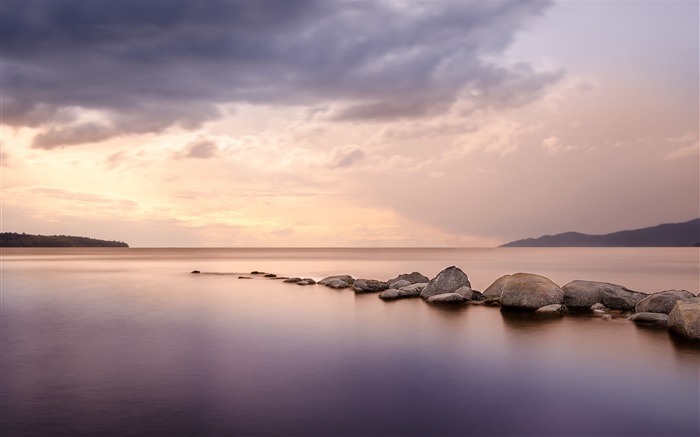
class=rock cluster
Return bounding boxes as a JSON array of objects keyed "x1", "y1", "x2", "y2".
[{"x1": 190, "y1": 266, "x2": 700, "y2": 342}]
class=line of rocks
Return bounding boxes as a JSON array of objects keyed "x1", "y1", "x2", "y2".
[{"x1": 191, "y1": 267, "x2": 700, "y2": 342}]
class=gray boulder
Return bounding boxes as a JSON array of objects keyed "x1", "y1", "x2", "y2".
[
  {"x1": 602, "y1": 286, "x2": 648, "y2": 311},
  {"x1": 379, "y1": 286, "x2": 423, "y2": 300},
  {"x1": 535, "y1": 304, "x2": 567, "y2": 314},
  {"x1": 353, "y1": 279, "x2": 389, "y2": 293},
  {"x1": 427, "y1": 293, "x2": 466, "y2": 304},
  {"x1": 628, "y1": 312, "x2": 669, "y2": 326},
  {"x1": 483, "y1": 275, "x2": 510, "y2": 300},
  {"x1": 327, "y1": 279, "x2": 350, "y2": 289},
  {"x1": 455, "y1": 286, "x2": 478, "y2": 301},
  {"x1": 296, "y1": 278, "x2": 316, "y2": 285},
  {"x1": 562, "y1": 280, "x2": 613, "y2": 308},
  {"x1": 318, "y1": 275, "x2": 355, "y2": 285},
  {"x1": 635, "y1": 289, "x2": 695, "y2": 314},
  {"x1": 500, "y1": 273, "x2": 564, "y2": 310},
  {"x1": 389, "y1": 280, "x2": 412, "y2": 290},
  {"x1": 420, "y1": 266, "x2": 471, "y2": 299},
  {"x1": 283, "y1": 277, "x2": 302, "y2": 283},
  {"x1": 387, "y1": 272, "x2": 430, "y2": 288},
  {"x1": 667, "y1": 297, "x2": 700, "y2": 340}
]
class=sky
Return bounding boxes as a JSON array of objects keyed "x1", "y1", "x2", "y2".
[{"x1": 1, "y1": 0, "x2": 698, "y2": 247}]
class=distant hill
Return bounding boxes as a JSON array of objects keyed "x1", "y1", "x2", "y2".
[
  {"x1": 0, "y1": 232, "x2": 129, "y2": 248},
  {"x1": 501, "y1": 218, "x2": 700, "y2": 247}
]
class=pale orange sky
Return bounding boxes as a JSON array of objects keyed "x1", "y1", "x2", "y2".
[{"x1": 1, "y1": 0, "x2": 698, "y2": 247}]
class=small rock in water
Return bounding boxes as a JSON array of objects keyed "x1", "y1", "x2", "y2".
[
  {"x1": 238, "y1": 276, "x2": 253, "y2": 279},
  {"x1": 264, "y1": 273, "x2": 277, "y2": 278},
  {"x1": 318, "y1": 275, "x2": 355, "y2": 285},
  {"x1": 327, "y1": 279, "x2": 349, "y2": 289},
  {"x1": 602, "y1": 314, "x2": 613, "y2": 321},
  {"x1": 628, "y1": 312, "x2": 669, "y2": 326},
  {"x1": 590, "y1": 303, "x2": 608, "y2": 311},
  {"x1": 667, "y1": 297, "x2": 700, "y2": 340},
  {"x1": 250, "y1": 271, "x2": 264, "y2": 275},
  {"x1": 389, "y1": 280, "x2": 412, "y2": 290},
  {"x1": 427, "y1": 293, "x2": 466, "y2": 304},
  {"x1": 535, "y1": 304, "x2": 567, "y2": 314},
  {"x1": 297, "y1": 278, "x2": 316, "y2": 285},
  {"x1": 283, "y1": 277, "x2": 302, "y2": 283},
  {"x1": 191, "y1": 270, "x2": 201, "y2": 274},
  {"x1": 353, "y1": 279, "x2": 389, "y2": 293},
  {"x1": 421, "y1": 266, "x2": 471, "y2": 299}
]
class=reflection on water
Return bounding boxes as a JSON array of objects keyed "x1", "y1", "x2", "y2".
[{"x1": 1, "y1": 248, "x2": 698, "y2": 436}]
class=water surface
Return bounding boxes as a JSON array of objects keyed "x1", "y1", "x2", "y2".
[{"x1": 2, "y1": 248, "x2": 698, "y2": 436}]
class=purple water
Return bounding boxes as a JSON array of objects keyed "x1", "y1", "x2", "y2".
[{"x1": 2, "y1": 248, "x2": 698, "y2": 436}]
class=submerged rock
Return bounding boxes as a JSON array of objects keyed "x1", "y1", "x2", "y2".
[
  {"x1": 191, "y1": 270, "x2": 201, "y2": 274},
  {"x1": 238, "y1": 276, "x2": 253, "y2": 279},
  {"x1": 389, "y1": 280, "x2": 412, "y2": 290},
  {"x1": 500, "y1": 273, "x2": 564, "y2": 310},
  {"x1": 668, "y1": 297, "x2": 700, "y2": 341},
  {"x1": 264, "y1": 273, "x2": 277, "y2": 278},
  {"x1": 535, "y1": 304, "x2": 567, "y2": 314},
  {"x1": 602, "y1": 286, "x2": 648, "y2": 311},
  {"x1": 379, "y1": 282, "x2": 428, "y2": 300},
  {"x1": 635, "y1": 290, "x2": 695, "y2": 314},
  {"x1": 387, "y1": 272, "x2": 430, "y2": 288},
  {"x1": 283, "y1": 277, "x2": 302, "y2": 283},
  {"x1": 327, "y1": 279, "x2": 350, "y2": 289},
  {"x1": 628, "y1": 312, "x2": 669, "y2": 326},
  {"x1": 353, "y1": 279, "x2": 389, "y2": 293},
  {"x1": 296, "y1": 278, "x2": 316, "y2": 285},
  {"x1": 427, "y1": 293, "x2": 466, "y2": 304},
  {"x1": 420, "y1": 266, "x2": 471, "y2": 299},
  {"x1": 318, "y1": 275, "x2": 355, "y2": 285}
]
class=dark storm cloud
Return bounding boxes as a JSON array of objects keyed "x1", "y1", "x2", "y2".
[{"x1": 1, "y1": 0, "x2": 557, "y2": 148}]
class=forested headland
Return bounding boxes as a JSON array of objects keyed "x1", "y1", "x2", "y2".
[{"x1": 0, "y1": 233, "x2": 129, "y2": 247}]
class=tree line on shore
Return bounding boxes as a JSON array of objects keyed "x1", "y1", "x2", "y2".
[{"x1": 0, "y1": 232, "x2": 129, "y2": 247}]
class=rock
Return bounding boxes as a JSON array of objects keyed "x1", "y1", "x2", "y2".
[
  {"x1": 427, "y1": 293, "x2": 466, "y2": 304},
  {"x1": 296, "y1": 278, "x2": 316, "y2": 285},
  {"x1": 191, "y1": 270, "x2": 201, "y2": 274},
  {"x1": 602, "y1": 314, "x2": 613, "y2": 321},
  {"x1": 387, "y1": 272, "x2": 430, "y2": 288},
  {"x1": 238, "y1": 276, "x2": 253, "y2": 279},
  {"x1": 379, "y1": 287, "x2": 422, "y2": 300},
  {"x1": 602, "y1": 286, "x2": 648, "y2": 311},
  {"x1": 353, "y1": 279, "x2": 389, "y2": 293},
  {"x1": 562, "y1": 280, "x2": 610, "y2": 308},
  {"x1": 401, "y1": 282, "x2": 427, "y2": 293},
  {"x1": 318, "y1": 275, "x2": 355, "y2": 285},
  {"x1": 327, "y1": 279, "x2": 350, "y2": 289},
  {"x1": 264, "y1": 273, "x2": 277, "y2": 278},
  {"x1": 420, "y1": 266, "x2": 471, "y2": 299},
  {"x1": 455, "y1": 286, "x2": 478, "y2": 300},
  {"x1": 389, "y1": 280, "x2": 412, "y2": 290},
  {"x1": 635, "y1": 289, "x2": 695, "y2": 314},
  {"x1": 667, "y1": 297, "x2": 700, "y2": 340},
  {"x1": 499, "y1": 273, "x2": 564, "y2": 310},
  {"x1": 590, "y1": 303, "x2": 608, "y2": 311},
  {"x1": 628, "y1": 312, "x2": 669, "y2": 326},
  {"x1": 592, "y1": 309, "x2": 608, "y2": 315},
  {"x1": 283, "y1": 277, "x2": 301, "y2": 283},
  {"x1": 250, "y1": 271, "x2": 264, "y2": 275},
  {"x1": 535, "y1": 304, "x2": 567, "y2": 314},
  {"x1": 483, "y1": 275, "x2": 510, "y2": 300}
]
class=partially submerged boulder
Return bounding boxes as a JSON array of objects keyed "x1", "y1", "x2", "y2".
[
  {"x1": 635, "y1": 290, "x2": 695, "y2": 314},
  {"x1": 602, "y1": 286, "x2": 648, "y2": 311},
  {"x1": 318, "y1": 275, "x2": 355, "y2": 285},
  {"x1": 389, "y1": 280, "x2": 412, "y2": 290},
  {"x1": 562, "y1": 280, "x2": 610, "y2": 308},
  {"x1": 500, "y1": 273, "x2": 564, "y2": 310},
  {"x1": 482, "y1": 275, "x2": 511, "y2": 301},
  {"x1": 427, "y1": 293, "x2": 466, "y2": 304},
  {"x1": 667, "y1": 297, "x2": 700, "y2": 341},
  {"x1": 420, "y1": 266, "x2": 471, "y2": 299},
  {"x1": 387, "y1": 272, "x2": 430, "y2": 288},
  {"x1": 353, "y1": 279, "x2": 389, "y2": 293},
  {"x1": 327, "y1": 279, "x2": 350, "y2": 289},
  {"x1": 535, "y1": 304, "x2": 567, "y2": 314},
  {"x1": 628, "y1": 312, "x2": 669, "y2": 326},
  {"x1": 296, "y1": 278, "x2": 316, "y2": 285}
]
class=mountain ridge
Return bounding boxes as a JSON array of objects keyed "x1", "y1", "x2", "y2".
[{"x1": 501, "y1": 218, "x2": 700, "y2": 247}]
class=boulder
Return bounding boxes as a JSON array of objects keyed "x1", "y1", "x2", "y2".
[
  {"x1": 628, "y1": 312, "x2": 669, "y2": 326},
  {"x1": 387, "y1": 272, "x2": 430, "y2": 288},
  {"x1": 427, "y1": 293, "x2": 466, "y2": 304},
  {"x1": 327, "y1": 279, "x2": 350, "y2": 289},
  {"x1": 500, "y1": 273, "x2": 564, "y2": 310},
  {"x1": 389, "y1": 280, "x2": 412, "y2": 290},
  {"x1": 264, "y1": 273, "x2": 277, "y2": 278},
  {"x1": 318, "y1": 275, "x2": 355, "y2": 285},
  {"x1": 602, "y1": 286, "x2": 648, "y2": 311},
  {"x1": 420, "y1": 266, "x2": 471, "y2": 299},
  {"x1": 535, "y1": 304, "x2": 567, "y2": 314},
  {"x1": 283, "y1": 277, "x2": 302, "y2": 283},
  {"x1": 483, "y1": 275, "x2": 511, "y2": 300},
  {"x1": 296, "y1": 278, "x2": 316, "y2": 285},
  {"x1": 635, "y1": 290, "x2": 695, "y2": 314},
  {"x1": 667, "y1": 297, "x2": 700, "y2": 340},
  {"x1": 191, "y1": 270, "x2": 201, "y2": 274},
  {"x1": 378, "y1": 287, "x2": 422, "y2": 300},
  {"x1": 455, "y1": 286, "x2": 478, "y2": 301},
  {"x1": 562, "y1": 280, "x2": 612, "y2": 308},
  {"x1": 353, "y1": 279, "x2": 389, "y2": 293}
]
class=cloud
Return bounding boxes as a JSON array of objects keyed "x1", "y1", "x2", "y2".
[
  {"x1": 185, "y1": 140, "x2": 219, "y2": 159},
  {"x1": 331, "y1": 146, "x2": 365, "y2": 169},
  {"x1": 1, "y1": 0, "x2": 558, "y2": 147},
  {"x1": 542, "y1": 136, "x2": 576, "y2": 154}
]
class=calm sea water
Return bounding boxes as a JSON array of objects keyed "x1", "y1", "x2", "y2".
[{"x1": 1, "y1": 248, "x2": 699, "y2": 436}]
